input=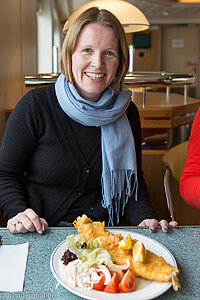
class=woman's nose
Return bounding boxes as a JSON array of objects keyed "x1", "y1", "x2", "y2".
[{"x1": 91, "y1": 53, "x2": 103, "y2": 68}]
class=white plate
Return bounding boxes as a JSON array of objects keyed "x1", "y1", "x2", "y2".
[{"x1": 50, "y1": 230, "x2": 177, "y2": 300}]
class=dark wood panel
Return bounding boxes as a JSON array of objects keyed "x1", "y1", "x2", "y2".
[{"x1": 142, "y1": 153, "x2": 169, "y2": 221}]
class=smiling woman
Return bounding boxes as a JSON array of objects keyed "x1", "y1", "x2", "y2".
[{"x1": 0, "y1": 7, "x2": 176, "y2": 234}]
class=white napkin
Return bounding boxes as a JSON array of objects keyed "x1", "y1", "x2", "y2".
[{"x1": 0, "y1": 242, "x2": 29, "y2": 292}]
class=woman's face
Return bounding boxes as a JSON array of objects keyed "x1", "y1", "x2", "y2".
[{"x1": 71, "y1": 23, "x2": 119, "y2": 102}]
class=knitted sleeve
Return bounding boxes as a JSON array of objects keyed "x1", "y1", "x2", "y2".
[
  {"x1": 180, "y1": 108, "x2": 200, "y2": 210},
  {"x1": 125, "y1": 102, "x2": 158, "y2": 225},
  {"x1": 0, "y1": 90, "x2": 39, "y2": 219}
]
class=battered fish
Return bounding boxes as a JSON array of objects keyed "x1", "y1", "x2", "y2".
[{"x1": 74, "y1": 214, "x2": 180, "y2": 291}]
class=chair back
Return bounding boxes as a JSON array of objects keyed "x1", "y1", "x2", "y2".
[{"x1": 162, "y1": 141, "x2": 188, "y2": 182}]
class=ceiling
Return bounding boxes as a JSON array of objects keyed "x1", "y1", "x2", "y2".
[{"x1": 56, "y1": 0, "x2": 200, "y2": 26}]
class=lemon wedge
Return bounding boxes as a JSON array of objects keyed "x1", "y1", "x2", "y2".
[
  {"x1": 118, "y1": 234, "x2": 132, "y2": 250},
  {"x1": 132, "y1": 241, "x2": 146, "y2": 262}
]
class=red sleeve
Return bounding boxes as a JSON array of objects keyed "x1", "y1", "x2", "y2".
[{"x1": 180, "y1": 107, "x2": 200, "y2": 209}]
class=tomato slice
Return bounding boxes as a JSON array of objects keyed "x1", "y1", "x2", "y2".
[
  {"x1": 109, "y1": 270, "x2": 124, "y2": 283},
  {"x1": 119, "y1": 270, "x2": 136, "y2": 293},
  {"x1": 93, "y1": 272, "x2": 106, "y2": 291},
  {"x1": 104, "y1": 272, "x2": 119, "y2": 293}
]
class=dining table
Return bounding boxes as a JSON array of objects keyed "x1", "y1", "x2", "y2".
[{"x1": 0, "y1": 226, "x2": 199, "y2": 300}]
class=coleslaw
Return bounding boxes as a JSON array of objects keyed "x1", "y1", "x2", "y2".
[{"x1": 59, "y1": 234, "x2": 130, "y2": 290}]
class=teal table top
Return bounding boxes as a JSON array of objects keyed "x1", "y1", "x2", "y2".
[{"x1": 0, "y1": 226, "x2": 199, "y2": 300}]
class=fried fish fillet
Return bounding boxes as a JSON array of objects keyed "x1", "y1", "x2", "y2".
[{"x1": 74, "y1": 214, "x2": 180, "y2": 291}]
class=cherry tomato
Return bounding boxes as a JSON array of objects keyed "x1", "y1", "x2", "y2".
[
  {"x1": 104, "y1": 272, "x2": 119, "y2": 293},
  {"x1": 119, "y1": 270, "x2": 136, "y2": 293},
  {"x1": 109, "y1": 270, "x2": 124, "y2": 283},
  {"x1": 93, "y1": 272, "x2": 106, "y2": 291}
]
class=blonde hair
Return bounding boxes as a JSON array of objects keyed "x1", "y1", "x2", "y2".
[{"x1": 60, "y1": 7, "x2": 129, "y2": 92}]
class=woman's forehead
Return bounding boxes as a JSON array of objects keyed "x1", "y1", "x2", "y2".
[{"x1": 76, "y1": 23, "x2": 118, "y2": 47}]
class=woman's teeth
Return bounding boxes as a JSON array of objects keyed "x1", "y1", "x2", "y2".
[{"x1": 85, "y1": 73, "x2": 104, "y2": 79}]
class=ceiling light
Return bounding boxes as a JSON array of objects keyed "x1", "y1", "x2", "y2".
[
  {"x1": 175, "y1": 0, "x2": 200, "y2": 3},
  {"x1": 63, "y1": 0, "x2": 150, "y2": 34}
]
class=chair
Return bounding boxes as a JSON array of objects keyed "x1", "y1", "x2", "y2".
[{"x1": 162, "y1": 141, "x2": 188, "y2": 221}]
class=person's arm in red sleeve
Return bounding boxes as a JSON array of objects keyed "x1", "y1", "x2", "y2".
[{"x1": 180, "y1": 108, "x2": 200, "y2": 210}]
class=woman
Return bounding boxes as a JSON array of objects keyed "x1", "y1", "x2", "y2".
[
  {"x1": 180, "y1": 107, "x2": 200, "y2": 210},
  {"x1": 0, "y1": 7, "x2": 177, "y2": 234}
]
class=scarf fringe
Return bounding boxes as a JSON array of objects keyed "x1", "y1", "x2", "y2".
[{"x1": 101, "y1": 169, "x2": 138, "y2": 226}]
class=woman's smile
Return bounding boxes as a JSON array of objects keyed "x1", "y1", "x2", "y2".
[{"x1": 84, "y1": 72, "x2": 105, "y2": 80}]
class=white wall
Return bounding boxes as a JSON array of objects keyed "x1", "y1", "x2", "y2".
[{"x1": 37, "y1": 0, "x2": 61, "y2": 74}]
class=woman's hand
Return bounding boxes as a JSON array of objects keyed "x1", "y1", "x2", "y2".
[
  {"x1": 138, "y1": 218, "x2": 178, "y2": 233},
  {"x1": 7, "y1": 208, "x2": 48, "y2": 234}
]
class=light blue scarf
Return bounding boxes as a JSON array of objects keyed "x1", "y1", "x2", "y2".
[{"x1": 55, "y1": 74, "x2": 137, "y2": 225}]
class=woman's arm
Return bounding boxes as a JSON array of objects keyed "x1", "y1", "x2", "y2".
[
  {"x1": 0, "y1": 91, "x2": 47, "y2": 232},
  {"x1": 180, "y1": 108, "x2": 200, "y2": 210}
]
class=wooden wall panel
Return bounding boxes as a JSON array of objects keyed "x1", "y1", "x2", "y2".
[
  {"x1": 142, "y1": 153, "x2": 169, "y2": 222},
  {"x1": 134, "y1": 30, "x2": 160, "y2": 71},
  {"x1": 0, "y1": 0, "x2": 37, "y2": 226},
  {"x1": 0, "y1": 0, "x2": 22, "y2": 142},
  {"x1": 21, "y1": 0, "x2": 38, "y2": 95},
  {"x1": 161, "y1": 26, "x2": 199, "y2": 96},
  {"x1": 0, "y1": 0, "x2": 37, "y2": 143},
  {"x1": 126, "y1": 29, "x2": 161, "y2": 72}
]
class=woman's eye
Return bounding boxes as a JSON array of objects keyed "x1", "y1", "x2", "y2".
[
  {"x1": 82, "y1": 48, "x2": 92, "y2": 53},
  {"x1": 105, "y1": 50, "x2": 115, "y2": 57}
]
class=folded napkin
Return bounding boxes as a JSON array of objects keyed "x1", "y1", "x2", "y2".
[{"x1": 0, "y1": 243, "x2": 29, "y2": 292}]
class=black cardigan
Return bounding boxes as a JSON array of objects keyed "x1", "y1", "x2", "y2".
[{"x1": 0, "y1": 84, "x2": 157, "y2": 226}]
